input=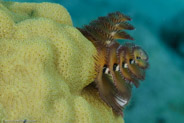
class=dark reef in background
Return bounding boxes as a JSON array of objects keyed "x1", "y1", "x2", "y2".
[{"x1": 161, "y1": 11, "x2": 184, "y2": 58}]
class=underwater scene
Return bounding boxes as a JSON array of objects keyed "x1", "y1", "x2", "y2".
[{"x1": 1, "y1": 0, "x2": 184, "y2": 123}]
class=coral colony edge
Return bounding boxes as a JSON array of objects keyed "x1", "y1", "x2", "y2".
[
  {"x1": 0, "y1": 0, "x2": 148, "y2": 122},
  {"x1": 78, "y1": 12, "x2": 149, "y2": 116}
]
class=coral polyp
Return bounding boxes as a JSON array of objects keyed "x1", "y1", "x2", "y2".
[{"x1": 78, "y1": 12, "x2": 149, "y2": 116}]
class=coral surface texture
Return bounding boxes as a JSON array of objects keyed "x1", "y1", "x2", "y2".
[{"x1": 0, "y1": 1, "x2": 124, "y2": 123}]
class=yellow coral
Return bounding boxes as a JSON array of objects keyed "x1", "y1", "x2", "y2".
[{"x1": 0, "y1": 1, "x2": 124, "y2": 123}]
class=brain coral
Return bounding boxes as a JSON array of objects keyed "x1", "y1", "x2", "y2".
[{"x1": 0, "y1": 1, "x2": 124, "y2": 123}]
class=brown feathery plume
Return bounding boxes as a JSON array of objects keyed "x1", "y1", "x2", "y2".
[{"x1": 78, "y1": 11, "x2": 149, "y2": 116}]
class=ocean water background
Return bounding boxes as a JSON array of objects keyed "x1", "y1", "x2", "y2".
[{"x1": 5, "y1": 0, "x2": 184, "y2": 123}]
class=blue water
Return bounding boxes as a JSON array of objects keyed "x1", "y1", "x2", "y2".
[{"x1": 5, "y1": 0, "x2": 184, "y2": 123}]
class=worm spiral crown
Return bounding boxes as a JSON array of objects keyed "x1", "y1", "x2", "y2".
[{"x1": 78, "y1": 12, "x2": 149, "y2": 116}]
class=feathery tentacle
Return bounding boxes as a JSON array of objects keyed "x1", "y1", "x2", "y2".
[{"x1": 78, "y1": 11, "x2": 149, "y2": 116}]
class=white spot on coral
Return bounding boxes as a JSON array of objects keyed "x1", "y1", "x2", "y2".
[
  {"x1": 130, "y1": 59, "x2": 135, "y2": 64},
  {"x1": 115, "y1": 96, "x2": 127, "y2": 107},
  {"x1": 105, "y1": 68, "x2": 110, "y2": 74},
  {"x1": 115, "y1": 65, "x2": 120, "y2": 71},
  {"x1": 110, "y1": 31, "x2": 116, "y2": 36},
  {"x1": 123, "y1": 63, "x2": 128, "y2": 68},
  {"x1": 106, "y1": 40, "x2": 111, "y2": 44},
  {"x1": 115, "y1": 24, "x2": 119, "y2": 27}
]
